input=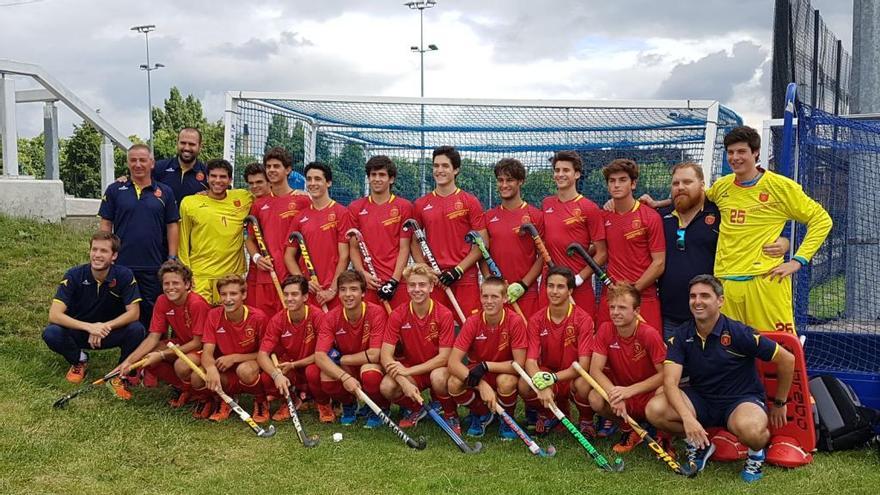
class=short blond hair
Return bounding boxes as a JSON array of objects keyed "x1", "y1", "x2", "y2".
[
  {"x1": 216, "y1": 274, "x2": 247, "y2": 292},
  {"x1": 403, "y1": 263, "x2": 438, "y2": 284}
]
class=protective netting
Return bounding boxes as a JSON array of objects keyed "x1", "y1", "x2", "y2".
[
  {"x1": 791, "y1": 102, "x2": 880, "y2": 374},
  {"x1": 227, "y1": 96, "x2": 741, "y2": 209}
]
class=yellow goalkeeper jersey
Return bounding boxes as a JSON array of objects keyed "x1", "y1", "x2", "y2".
[
  {"x1": 706, "y1": 169, "x2": 832, "y2": 277},
  {"x1": 178, "y1": 189, "x2": 253, "y2": 279}
]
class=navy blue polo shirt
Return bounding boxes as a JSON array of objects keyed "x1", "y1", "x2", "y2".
[
  {"x1": 153, "y1": 157, "x2": 208, "y2": 200},
  {"x1": 99, "y1": 180, "x2": 180, "y2": 270},
  {"x1": 665, "y1": 315, "x2": 779, "y2": 401},
  {"x1": 53, "y1": 264, "x2": 142, "y2": 323},
  {"x1": 657, "y1": 201, "x2": 720, "y2": 323}
]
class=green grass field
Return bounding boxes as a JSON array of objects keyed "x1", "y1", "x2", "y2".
[{"x1": 1, "y1": 214, "x2": 877, "y2": 495}]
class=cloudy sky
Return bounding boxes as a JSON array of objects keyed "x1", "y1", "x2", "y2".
[{"x1": 1, "y1": 0, "x2": 853, "y2": 138}]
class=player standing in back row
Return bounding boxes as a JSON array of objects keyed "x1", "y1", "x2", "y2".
[{"x1": 412, "y1": 146, "x2": 487, "y2": 317}]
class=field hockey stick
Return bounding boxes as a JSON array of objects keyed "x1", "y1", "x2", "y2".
[
  {"x1": 518, "y1": 223, "x2": 553, "y2": 267},
  {"x1": 402, "y1": 219, "x2": 467, "y2": 324},
  {"x1": 355, "y1": 388, "x2": 427, "y2": 450},
  {"x1": 572, "y1": 362, "x2": 694, "y2": 477},
  {"x1": 244, "y1": 215, "x2": 285, "y2": 305},
  {"x1": 512, "y1": 362, "x2": 623, "y2": 472},
  {"x1": 423, "y1": 404, "x2": 483, "y2": 454},
  {"x1": 167, "y1": 343, "x2": 276, "y2": 438},
  {"x1": 270, "y1": 354, "x2": 319, "y2": 447},
  {"x1": 53, "y1": 357, "x2": 150, "y2": 408},
  {"x1": 566, "y1": 242, "x2": 613, "y2": 287},
  {"x1": 288, "y1": 231, "x2": 329, "y2": 312},
  {"x1": 346, "y1": 228, "x2": 392, "y2": 315},
  {"x1": 464, "y1": 230, "x2": 526, "y2": 321},
  {"x1": 493, "y1": 403, "x2": 556, "y2": 457}
]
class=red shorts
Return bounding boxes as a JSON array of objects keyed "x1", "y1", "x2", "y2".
[
  {"x1": 622, "y1": 391, "x2": 653, "y2": 420},
  {"x1": 597, "y1": 294, "x2": 662, "y2": 336},
  {"x1": 246, "y1": 282, "x2": 283, "y2": 316},
  {"x1": 539, "y1": 283, "x2": 596, "y2": 320},
  {"x1": 406, "y1": 372, "x2": 433, "y2": 391}
]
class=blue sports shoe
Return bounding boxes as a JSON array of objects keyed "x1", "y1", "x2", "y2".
[
  {"x1": 356, "y1": 403, "x2": 371, "y2": 418},
  {"x1": 596, "y1": 416, "x2": 618, "y2": 438},
  {"x1": 340, "y1": 402, "x2": 358, "y2": 426},
  {"x1": 364, "y1": 409, "x2": 387, "y2": 429},
  {"x1": 686, "y1": 440, "x2": 717, "y2": 473},
  {"x1": 466, "y1": 412, "x2": 495, "y2": 437},
  {"x1": 498, "y1": 419, "x2": 516, "y2": 440},
  {"x1": 741, "y1": 449, "x2": 765, "y2": 483}
]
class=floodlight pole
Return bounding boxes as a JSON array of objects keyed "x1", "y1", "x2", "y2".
[
  {"x1": 406, "y1": 1, "x2": 438, "y2": 195},
  {"x1": 131, "y1": 24, "x2": 163, "y2": 152}
]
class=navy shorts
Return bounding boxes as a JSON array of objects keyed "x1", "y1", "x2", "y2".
[{"x1": 683, "y1": 388, "x2": 765, "y2": 428}]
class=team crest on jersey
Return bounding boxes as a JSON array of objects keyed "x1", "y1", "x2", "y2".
[
  {"x1": 390, "y1": 207, "x2": 399, "y2": 218},
  {"x1": 720, "y1": 331, "x2": 731, "y2": 347},
  {"x1": 426, "y1": 322, "x2": 438, "y2": 341},
  {"x1": 564, "y1": 325, "x2": 576, "y2": 346},
  {"x1": 705, "y1": 214, "x2": 716, "y2": 225},
  {"x1": 498, "y1": 329, "x2": 509, "y2": 352},
  {"x1": 234, "y1": 199, "x2": 241, "y2": 207},
  {"x1": 759, "y1": 192, "x2": 770, "y2": 203},
  {"x1": 632, "y1": 341, "x2": 646, "y2": 361},
  {"x1": 631, "y1": 218, "x2": 642, "y2": 229},
  {"x1": 328, "y1": 212, "x2": 337, "y2": 222},
  {"x1": 108, "y1": 278, "x2": 117, "y2": 288},
  {"x1": 522, "y1": 215, "x2": 531, "y2": 224},
  {"x1": 154, "y1": 188, "x2": 163, "y2": 198},
  {"x1": 572, "y1": 208, "x2": 582, "y2": 219},
  {"x1": 196, "y1": 172, "x2": 205, "y2": 181},
  {"x1": 454, "y1": 200, "x2": 464, "y2": 211}
]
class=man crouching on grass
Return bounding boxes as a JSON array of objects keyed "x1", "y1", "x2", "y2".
[
  {"x1": 645, "y1": 274, "x2": 795, "y2": 483},
  {"x1": 191, "y1": 274, "x2": 269, "y2": 423}
]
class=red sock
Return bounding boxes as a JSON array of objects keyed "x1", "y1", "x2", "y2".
[
  {"x1": 239, "y1": 376, "x2": 264, "y2": 400},
  {"x1": 524, "y1": 396, "x2": 548, "y2": 416},
  {"x1": 396, "y1": 396, "x2": 421, "y2": 412},
  {"x1": 452, "y1": 389, "x2": 476, "y2": 407},
  {"x1": 498, "y1": 390, "x2": 518, "y2": 414},
  {"x1": 360, "y1": 368, "x2": 389, "y2": 409},
  {"x1": 224, "y1": 372, "x2": 240, "y2": 395},
  {"x1": 304, "y1": 364, "x2": 330, "y2": 405},
  {"x1": 432, "y1": 392, "x2": 458, "y2": 417},
  {"x1": 573, "y1": 395, "x2": 593, "y2": 422}
]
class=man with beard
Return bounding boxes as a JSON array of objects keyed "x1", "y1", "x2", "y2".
[
  {"x1": 178, "y1": 159, "x2": 253, "y2": 304},
  {"x1": 153, "y1": 128, "x2": 208, "y2": 200}
]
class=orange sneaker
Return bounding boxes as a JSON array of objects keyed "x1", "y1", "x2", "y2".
[
  {"x1": 613, "y1": 429, "x2": 644, "y2": 454},
  {"x1": 192, "y1": 399, "x2": 216, "y2": 419},
  {"x1": 107, "y1": 377, "x2": 132, "y2": 400},
  {"x1": 66, "y1": 361, "x2": 87, "y2": 384},
  {"x1": 252, "y1": 398, "x2": 270, "y2": 424},
  {"x1": 317, "y1": 402, "x2": 336, "y2": 423},
  {"x1": 272, "y1": 403, "x2": 292, "y2": 421},
  {"x1": 168, "y1": 390, "x2": 191, "y2": 408},
  {"x1": 209, "y1": 401, "x2": 231, "y2": 422}
]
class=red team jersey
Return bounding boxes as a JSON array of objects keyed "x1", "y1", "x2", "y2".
[
  {"x1": 541, "y1": 194, "x2": 606, "y2": 275},
  {"x1": 259, "y1": 305, "x2": 323, "y2": 362},
  {"x1": 527, "y1": 304, "x2": 595, "y2": 371},
  {"x1": 149, "y1": 291, "x2": 211, "y2": 345},
  {"x1": 288, "y1": 201, "x2": 353, "y2": 289},
  {"x1": 486, "y1": 202, "x2": 545, "y2": 312},
  {"x1": 348, "y1": 195, "x2": 414, "y2": 281},
  {"x1": 454, "y1": 308, "x2": 528, "y2": 363},
  {"x1": 315, "y1": 302, "x2": 387, "y2": 355},
  {"x1": 249, "y1": 192, "x2": 312, "y2": 283},
  {"x1": 592, "y1": 321, "x2": 665, "y2": 386},
  {"x1": 202, "y1": 305, "x2": 267, "y2": 355},
  {"x1": 413, "y1": 189, "x2": 486, "y2": 281},
  {"x1": 384, "y1": 300, "x2": 455, "y2": 365},
  {"x1": 602, "y1": 202, "x2": 665, "y2": 299}
]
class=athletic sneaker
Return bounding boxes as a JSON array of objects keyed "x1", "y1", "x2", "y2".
[
  {"x1": 578, "y1": 418, "x2": 597, "y2": 439},
  {"x1": 252, "y1": 398, "x2": 270, "y2": 423},
  {"x1": 364, "y1": 409, "x2": 387, "y2": 429},
  {"x1": 399, "y1": 408, "x2": 428, "y2": 429},
  {"x1": 168, "y1": 390, "x2": 190, "y2": 409},
  {"x1": 446, "y1": 414, "x2": 462, "y2": 436},
  {"x1": 209, "y1": 401, "x2": 232, "y2": 422},
  {"x1": 466, "y1": 412, "x2": 495, "y2": 437},
  {"x1": 657, "y1": 432, "x2": 677, "y2": 459},
  {"x1": 685, "y1": 440, "x2": 717, "y2": 473},
  {"x1": 525, "y1": 408, "x2": 538, "y2": 432},
  {"x1": 535, "y1": 413, "x2": 559, "y2": 435},
  {"x1": 317, "y1": 402, "x2": 336, "y2": 423},
  {"x1": 272, "y1": 403, "x2": 291, "y2": 421},
  {"x1": 192, "y1": 399, "x2": 216, "y2": 419},
  {"x1": 498, "y1": 419, "x2": 516, "y2": 441},
  {"x1": 66, "y1": 361, "x2": 87, "y2": 384},
  {"x1": 356, "y1": 403, "x2": 371, "y2": 418},
  {"x1": 340, "y1": 402, "x2": 358, "y2": 425},
  {"x1": 741, "y1": 449, "x2": 766, "y2": 483},
  {"x1": 613, "y1": 428, "x2": 643, "y2": 453},
  {"x1": 596, "y1": 416, "x2": 618, "y2": 438},
  {"x1": 107, "y1": 377, "x2": 132, "y2": 400}
]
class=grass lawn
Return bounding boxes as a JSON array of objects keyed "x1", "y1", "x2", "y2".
[{"x1": 1, "y1": 214, "x2": 878, "y2": 495}]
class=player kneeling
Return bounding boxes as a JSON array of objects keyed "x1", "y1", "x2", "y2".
[
  {"x1": 448, "y1": 276, "x2": 527, "y2": 439},
  {"x1": 311, "y1": 270, "x2": 388, "y2": 427},
  {"x1": 380, "y1": 263, "x2": 456, "y2": 429},
  {"x1": 191, "y1": 275, "x2": 269, "y2": 422},
  {"x1": 587, "y1": 283, "x2": 666, "y2": 454},
  {"x1": 115, "y1": 260, "x2": 210, "y2": 408},
  {"x1": 520, "y1": 266, "x2": 596, "y2": 435},
  {"x1": 257, "y1": 275, "x2": 322, "y2": 422},
  {"x1": 645, "y1": 275, "x2": 795, "y2": 482}
]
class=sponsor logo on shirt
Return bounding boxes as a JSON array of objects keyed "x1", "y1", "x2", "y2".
[
  {"x1": 423, "y1": 204, "x2": 434, "y2": 211},
  {"x1": 119, "y1": 185, "x2": 129, "y2": 191},
  {"x1": 605, "y1": 220, "x2": 612, "y2": 227},
  {"x1": 300, "y1": 216, "x2": 309, "y2": 223},
  {"x1": 545, "y1": 207, "x2": 554, "y2": 213},
  {"x1": 336, "y1": 328, "x2": 346, "y2": 335},
  {"x1": 401, "y1": 322, "x2": 412, "y2": 329},
  {"x1": 359, "y1": 208, "x2": 369, "y2": 216},
  {"x1": 166, "y1": 310, "x2": 175, "y2": 316},
  {"x1": 216, "y1": 327, "x2": 226, "y2": 334},
  {"x1": 81, "y1": 279, "x2": 91, "y2": 286},
  {"x1": 609, "y1": 342, "x2": 621, "y2": 349},
  {"x1": 282, "y1": 330, "x2": 293, "y2": 338},
  {"x1": 685, "y1": 337, "x2": 693, "y2": 343},
  {"x1": 165, "y1": 167, "x2": 176, "y2": 172},
  {"x1": 261, "y1": 204, "x2": 270, "y2": 210},
  {"x1": 539, "y1": 329, "x2": 549, "y2": 337},
  {"x1": 489, "y1": 216, "x2": 500, "y2": 223},
  {"x1": 476, "y1": 333, "x2": 488, "y2": 340}
]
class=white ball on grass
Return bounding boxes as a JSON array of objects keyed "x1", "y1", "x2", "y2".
[{"x1": 333, "y1": 432, "x2": 343, "y2": 442}]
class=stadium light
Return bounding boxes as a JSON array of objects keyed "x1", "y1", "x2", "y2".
[
  {"x1": 131, "y1": 24, "x2": 163, "y2": 152},
  {"x1": 404, "y1": 1, "x2": 438, "y2": 195}
]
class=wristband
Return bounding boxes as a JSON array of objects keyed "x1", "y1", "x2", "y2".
[
  {"x1": 167, "y1": 255, "x2": 178, "y2": 261},
  {"x1": 252, "y1": 253, "x2": 262, "y2": 264},
  {"x1": 364, "y1": 350, "x2": 371, "y2": 364},
  {"x1": 270, "y1": 369, "x2": 282, "y2": 380},
  {"x1": 792, "y1": 255, "x2": 808, "y2": 267}
]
